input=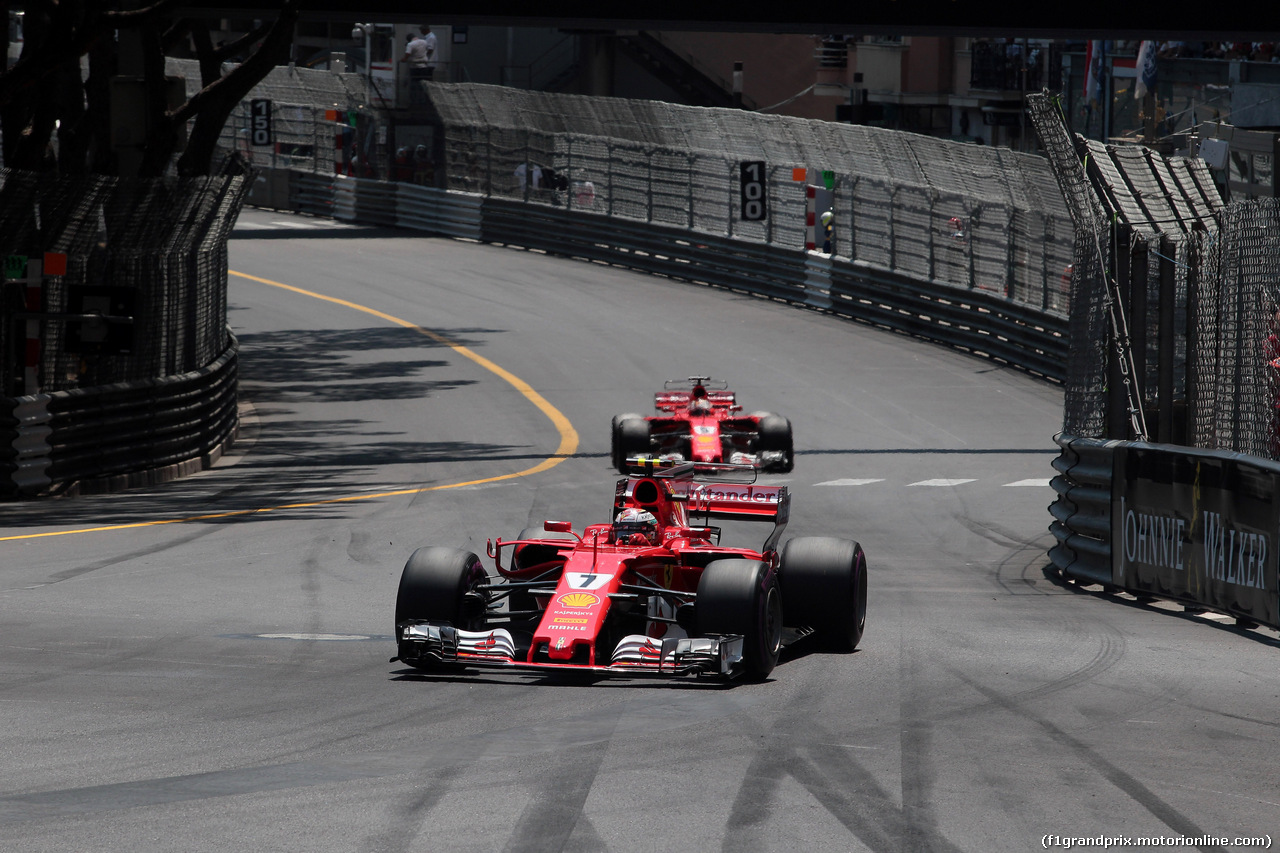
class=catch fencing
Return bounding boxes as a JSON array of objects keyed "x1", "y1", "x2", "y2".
[
  {"x1": 421, "y1": 83, "x2": 1076, "y2": 317},
  {"x1": 1026, "y1": 92, "x2": 1280, "y2": 460},
  {"x1": 195, "y1": 62, "x2": 1077, "y2": 325},
  {"x1": 0, "y1": 171, "x2": 246, "y2": 496},
  {"x1": 1027, "y1": 91, "x2": 1280, "y2": 630}
]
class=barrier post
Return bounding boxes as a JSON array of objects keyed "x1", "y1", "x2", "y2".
[
  {"x1": 687, "y1": 152, "x2": 694, "y2": 231},
  {"x1": 927, "y1": 188, "x2": 936, "y2": 280},
  {"x1": 22, "y1": 257, "x2": 43, "y2": 395},
  {"x1": 847, "y1": 176, "x2": 857, "y2": 260},
  {"x1": 1157, "y1": 236, "x2": 1177, "y2": 443},
  {"x1": 646, "y1": 148, "x2": 653, "y2": 223},
  {"x1": 726, "y1": 158, "x2": 734, "y2": 239},
  {"x1": 804, "y1": 184, "x2": 816, "y2": 251}
]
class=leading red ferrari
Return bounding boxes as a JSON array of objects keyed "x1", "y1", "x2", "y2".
[
  {"x1": 392, "y1": 459, "x2": 866, "y2": 681},
  {"x1": 610, "y1": 377, "x2": 794, "y2": 474}
]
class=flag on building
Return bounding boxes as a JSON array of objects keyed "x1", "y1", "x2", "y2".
[
  {"x1": 1135, "y1": 40, "x2": 1158, "y2": 100},
  {"x1": 1083, "y1": 40, "x2": 1107, "y2": 106}
]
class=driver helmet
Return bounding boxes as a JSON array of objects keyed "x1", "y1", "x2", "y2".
[
  {"x1": 613, "y1": 507, "x2": 658, "y2": 545},
  {"x1": 689, "y1": 397, "x2": 712, "y2": 415}
]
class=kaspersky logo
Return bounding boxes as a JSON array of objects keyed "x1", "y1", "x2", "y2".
[{"x1": 557, "y1": 592, "x2": 600, "y2": 608}]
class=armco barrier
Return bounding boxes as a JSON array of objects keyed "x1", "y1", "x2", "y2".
[
  {"x1": 0, "y1": 334, "x2": 239, "y2": 498},
  {"x1": 1050, "y1": 433, "x2": 1280, "y2": 630},
  {"x1": 482, "y1": 196, "x2": 1070, "y2": 375},
  {"x1": 480, "y1": 198, "x2": 1069, "y2": 378},
  {"x1": 481, "y1": 198, "x2": 811, "y2": 304},
  {"x1": 264, "y1": 171, "x2": 1068, "y2": 381},
  {"x1": 397, "y1": 183, "x2": 483, "y2": 241},
  {"x1": 1049, "y1": 434, "x2": 1117, "y2": 587}
]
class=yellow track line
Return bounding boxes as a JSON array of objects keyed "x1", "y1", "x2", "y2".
[{"x1": 0, "y1": 271, "x2": 579, "y2": 542}]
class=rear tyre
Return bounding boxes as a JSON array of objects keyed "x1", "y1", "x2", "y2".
[
  {"x1": 779, "y1": 537, "x2": 867, "y2": 652},
  {"x1": 757, "y1": 413, "x2": 794, "y2": 473},
  {"x1": 696, "y1": 559, "x2": 783, "y2": 680},
  {"x1": 615, "y1": 416, "x2": 652, "y2": 473}
]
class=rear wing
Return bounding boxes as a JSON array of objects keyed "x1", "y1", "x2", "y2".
[
  {"x1": 679, "y1": 482, "x2": 789, "y2": 522},
  {"x1": 653, "y1": 389, "x2": 737, "y2": 412},
  {"x1": 683, "y1": 482, "x2": 790, "y2": 554},
  {"x1": 614, "y1": 458, "x2": 789, "y2": 552}
]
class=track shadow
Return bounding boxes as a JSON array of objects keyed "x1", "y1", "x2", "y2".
[{"x1": 1041, "y1": 563, "x2": 1280, "y2": 647}]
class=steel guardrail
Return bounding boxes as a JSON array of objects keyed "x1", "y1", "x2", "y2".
[
  {"x1": 252, "y1": 168, "x2": 1069, "y2": 381},
  {"x1": 1, "y1": 333, "x2": 239, "y2": 497},
  {"x1": 1049, "y1": 433, "x2": 1117, "y2": 587}
]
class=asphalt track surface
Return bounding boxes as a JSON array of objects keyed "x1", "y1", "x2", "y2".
[{"x1": 2, "y1": 208, "x2": 1278, "y2": 853}]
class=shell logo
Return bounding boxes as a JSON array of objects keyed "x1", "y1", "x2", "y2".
[{"x1": 557, "y1": 592, "x2": 600, "y2": 608}]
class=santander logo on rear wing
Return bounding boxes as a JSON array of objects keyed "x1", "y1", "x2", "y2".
[
  {"x1": 683, "y1": 482, "x2": 790, "y2": 554},
  {"x1": 681, "y1": 483, "x2": 790, "y2": 522}
]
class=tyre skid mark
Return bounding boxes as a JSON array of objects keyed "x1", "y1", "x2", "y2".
[
  {"x1": 501, "y1": 738, "x2": 613, "y2": 853},
  {"x1": 721, "y1": 657, "x2": 966, "y2": 853},
  {"x1": 951, "y1": 669, "x2": 1230, "y2": 852}
]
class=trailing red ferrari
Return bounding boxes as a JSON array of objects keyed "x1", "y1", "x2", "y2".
[
  {"x1": 392, "y1": 459, "x2": 866, "y2": 681},
  {"x1": 610, "y1": 376, "x2": 794, "y2": 474}
]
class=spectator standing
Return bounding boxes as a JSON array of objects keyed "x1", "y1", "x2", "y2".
[
  {"x1": 402, "y1": 25, "x2": 435, "y2": 81},
  {"x1": 514, "y1": 161, "x2": 543, "y2": 198},
  {"x1": 421, "y1": 25, "x2": 438, "y2": 80}
]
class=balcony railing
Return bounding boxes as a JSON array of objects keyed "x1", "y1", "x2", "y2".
[
  {"x1": 970, "y1": 41, "x2": 1063, "y2": 92},
  {"x1": 816, "y1": 37, "x2": 848, "y2": 69}
]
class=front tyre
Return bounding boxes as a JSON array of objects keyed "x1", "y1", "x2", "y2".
[
  {"x1": 611, "y1": 414, "x2": 643, "y2": 470},
  {"x1": 696, "y1": 559, "x2": 783, "y2": 680},
  {"x1": 756, "y1": 413, "x2": 794, "y2": 473},
  {"x1": 779, "y1": 537, "x2": 867, "y2": 652},
  {"x1": 395, "y1": 546, "x2": 488, "y2": 635},
  {"x1": 615, "y1": 416, "x2": 652, "y2": 473}
]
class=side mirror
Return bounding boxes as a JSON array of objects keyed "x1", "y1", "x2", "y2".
[{"x1": 544, "y1": 520, "x2": 573, "y2": 533}]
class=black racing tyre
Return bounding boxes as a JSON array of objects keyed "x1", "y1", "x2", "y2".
[
  {"x1": 615, "y1": 416, "x2": 652, "y2": 473},
  {"x1": 513, "y1": 527, "x2": 576, "y2": 570},
  {"x1": 611, "y1": 413, "x2": 643, "y2": 471},
  {"x1": 508, "y1": 527, "x2": 575, "y2": 616},
  {"x1": 779, "y1": 537, "x2": 867, "y2": 652},
  {"x1": 756, "y1": 413, "x2": 794, "y2": 473},
  {"x1": 696, "y1": 559, "x2": 783, "y2": 680},
  {"x1": 394, "y1": 546, "x2": 488, "y2": 635}
]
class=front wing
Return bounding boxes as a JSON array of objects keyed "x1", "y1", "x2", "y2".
[{"x1": 393, "y1": 620, "x2": 746, "y2": 679}]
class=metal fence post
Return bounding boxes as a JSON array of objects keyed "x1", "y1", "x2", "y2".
[
  {"x1": 765, "y1": 165, "x2": 774, "y2": 246},
  {"x1": 1005, "y1": 210, "x2": 1017, "y2": 299},
  {"x1": 522, "y1": 132, "x2": 531, "y2": 203},
  {"x1": 567, "y1": 136, "x2": 574, "y2": 212},
  {"x1": 687, "y1": 152, "x2": 695, "y2": 231},
  {"x1": 848, "y1": 175, "x2": 856, "y2": 261},
  {"x1": 968, "y1": 206, "x2": 978, "y2": 290},
  {"x1": 1041, "y1": 211, "x2": 1051, "y2": 311},
  {"x1": 607, "y1": 140, "x2": 614, "y2": 218},
  {"x1": 1157, "y1": 235, "x2": 1177, "y2": 443},
  {"x1": 888, "y1": 186, "x2": 898, "y2": 271},
  {"x1": 727, "y1": 158, "x2": 735, "y2": 239},
  {"x1": 647, "y1": 148, "x2": 654, "y2": 223},
  {"x1": 927, "y1": 188, "x2": 937, "y2": 280},
  {"x1": 485, "y1": 127, "x2": 493, "y2": 197}
]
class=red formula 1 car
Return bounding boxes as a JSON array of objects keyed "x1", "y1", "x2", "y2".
[
  {"x1": 391, "y1": 459, "x2": 867, "y2": 681},
  {"x1": 610, "y1": 377, "x2": 794, "y2": 474}
]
